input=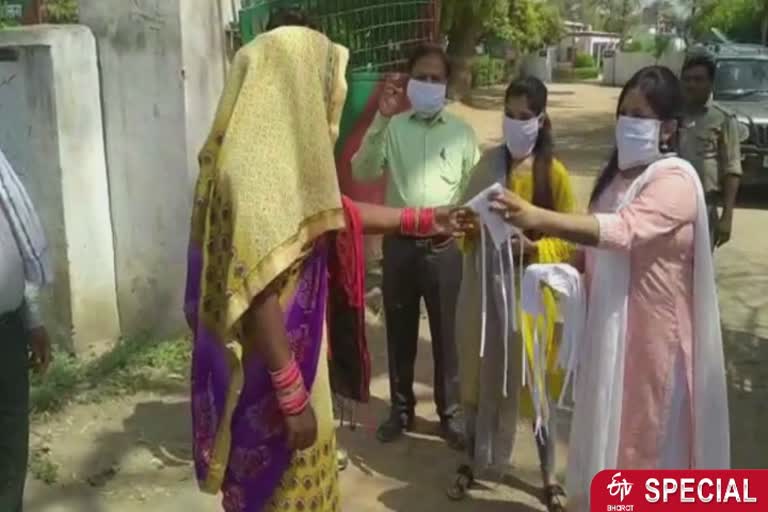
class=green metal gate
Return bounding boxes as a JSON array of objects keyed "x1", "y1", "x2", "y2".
[{"x1": 239, "y1": 0, "x2": 440, "y2": 72}]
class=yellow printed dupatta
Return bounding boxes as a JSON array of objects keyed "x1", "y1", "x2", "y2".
[{"x1": 189, "y1": 26, "x2": 349, "y2": 340}]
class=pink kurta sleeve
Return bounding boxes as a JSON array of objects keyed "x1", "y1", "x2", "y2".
[{"x1": 595, "y1": 167, "x2": 698, "y2": 251}]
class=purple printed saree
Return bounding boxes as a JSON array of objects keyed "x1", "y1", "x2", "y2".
[{"x1": 187, "y1": 241, "x2": 330, "y2": 511}]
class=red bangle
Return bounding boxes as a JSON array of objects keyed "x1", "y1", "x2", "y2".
[
  {"x1": 417, "y1": 208, "x2": 435, "y2": 236},
  {"x1": 400, "y1": 207, "x2": 417, "y2": 236}
]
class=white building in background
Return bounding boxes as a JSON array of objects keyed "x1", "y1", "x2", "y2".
[{"x1": 558, "y1": 20, "x2": 621, "y2": 67}]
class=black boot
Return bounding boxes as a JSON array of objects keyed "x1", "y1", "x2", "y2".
[{"x1": 376, "y1": 409, "x2": 414, "y2": 443}]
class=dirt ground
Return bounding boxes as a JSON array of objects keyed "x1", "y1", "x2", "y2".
[{"x1": 25, "y1": 83, "x2": 768, "y2": 512}]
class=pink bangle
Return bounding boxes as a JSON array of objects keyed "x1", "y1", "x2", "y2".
[
  {"x1": 270, "y1": 357, "x2": 300, "y2": 388},
  {"x1": 270, "y1": 357, "x2": 310, "y2": 416}
]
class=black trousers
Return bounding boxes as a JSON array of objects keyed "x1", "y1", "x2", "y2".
[
  {"x1": 382, "y1": 236, "x2": 461, "y2": 420},
  {"x1": 0, "y1": 309, "x2": 29, "y2": 512}
]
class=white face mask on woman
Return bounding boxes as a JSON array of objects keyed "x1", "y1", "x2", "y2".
[
  {"x1": 503, "y1": 115, "x2": 540, "y2": 159},
  {"x1": 407, "y1": 79, "x2": 447, "y2": 118},
  {"x1": 615, "y1": 115, "x2": 664, "y2": 171}
]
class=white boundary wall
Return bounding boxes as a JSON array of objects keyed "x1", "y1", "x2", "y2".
[
  {"x1": 603, "y1": 49, "x2": 685, "y2": 86},
  {"x1": 0, "y1": 25, "x2": 120, "y2": 351}
]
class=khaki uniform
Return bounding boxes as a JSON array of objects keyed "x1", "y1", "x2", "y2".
[
  {"x1": 679, "y1": 102, "x2": 743, "y2": 246},
  {"x1": 679, "y1": 102, "x2": 743, "y2": 197}
]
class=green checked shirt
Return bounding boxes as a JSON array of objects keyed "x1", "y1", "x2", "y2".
[{"x1": 351, "y1": 110, "x2": 480, "y2": 208}]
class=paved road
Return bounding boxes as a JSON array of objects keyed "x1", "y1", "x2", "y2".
[{"x1": 25, "y1": 83, "x2": 767, "y2": 512}]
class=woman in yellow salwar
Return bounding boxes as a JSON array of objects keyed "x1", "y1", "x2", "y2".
[
  {"x1": 185, "y1": 27, "x2": 459, "y2": 512},
  {"x1": 448, "y1": 77, "x2": 574, "y2": 512}
]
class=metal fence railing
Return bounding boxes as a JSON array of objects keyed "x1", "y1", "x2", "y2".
[{"x1": 239, "y1": 0, "x2": 440, "y2": 72}]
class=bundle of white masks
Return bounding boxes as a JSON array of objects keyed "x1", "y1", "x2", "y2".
[{"x1": 520, "y1": 263, "x2": 586, "y2": 437}]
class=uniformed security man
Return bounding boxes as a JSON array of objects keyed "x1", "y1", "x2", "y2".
[{"x1": 679, "y1": 55, "x2": 743, "y2": 249}]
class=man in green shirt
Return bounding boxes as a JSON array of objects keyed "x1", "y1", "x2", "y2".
[
  {"x1": 352, "y1": 44, "x2": 479, "y2": 446},
  {"x1": 679, "y1": 55, "x2": 743, "y2": 248}
]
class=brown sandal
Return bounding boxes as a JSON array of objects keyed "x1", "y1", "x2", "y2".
[
  {"x1": 544, "y1": 484, "x2": 567, "y2": 512},
  {"x1": 446, "y1": 465, "x2": 474, "y2": 501}
]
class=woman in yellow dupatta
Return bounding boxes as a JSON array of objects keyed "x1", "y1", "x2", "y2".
[
  {"x1": 185, "y1": 26, "x2": 460, "y2": 512},
  {"x1": 449, "y1": 77, "x2": 575, "y2": 512}
]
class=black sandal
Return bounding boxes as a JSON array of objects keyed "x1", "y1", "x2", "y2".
[
  {"x1": 544, "y1": 484, "x2": 567, "y2": 512},
  {"x1": 446, "y1": 465, "x2": 474, "y2": 501}
]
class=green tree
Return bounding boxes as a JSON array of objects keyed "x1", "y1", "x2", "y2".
[
  {"x1": 43, "y1": 0, "x2": 78, "y2": 23},
  {"x1": 491, "y1": 0, "x2": 564, "y2": 51},
  {"x1": 691, "y1": 0, "x2": 768, "y2": 44},
  {"x1": 442, "y1": 0, "x2": 506, "y2": 98},
  {"x1": 553, "y1": 0, "x2": 640, "y2": 35},
  {"x1": 442, "y1": 0, "x2": 563, "y2": 98}
]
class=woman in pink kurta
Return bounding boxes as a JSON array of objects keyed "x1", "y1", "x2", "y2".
[
  {"x1": 589, "y1": 164, "x2": 697, "y2": 469},
  {"x1": 457, "y1": 66, "x2": 730, "y2": 510}
]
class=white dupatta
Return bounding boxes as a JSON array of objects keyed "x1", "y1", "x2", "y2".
[{"x1": 566, "y1": 157, "x2": 730, "y2": 508}]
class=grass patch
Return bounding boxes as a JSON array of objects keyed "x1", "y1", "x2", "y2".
[
  {"x1": 30, "y1": 336, "x2": 190, "y2": 416},
  {"x1": 29, "y1": 446, "x2": 60, "y2": 485}
]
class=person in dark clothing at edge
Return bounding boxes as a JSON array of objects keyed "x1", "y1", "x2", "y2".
[
  {"x1": 0, "y1": 146, "x2": 53, "y2": 512},
  {"x1": 352, "y1": 43, "x2": 480, "y2": 448}
]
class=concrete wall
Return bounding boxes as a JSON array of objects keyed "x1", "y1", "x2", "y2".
[
  {"x1": 0, "y1": 26, "x2": 120, "y2": 351},
  {"x1": 79, "y1": 0, "x2": 230, "y2": 337},
  {"x1": 603, "y1": 49, "x2": 685, "y2": 87},
  {"x1": 522, "y1": 48, "x2": 555, "y2": 83},
  {"x1": 180, "y1": 0, "x2": 229, "y2": 182}
]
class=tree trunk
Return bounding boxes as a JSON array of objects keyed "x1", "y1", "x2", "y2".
[
  {"x1": 22, "y1": 0, "x2": 43, "y2": 24},
  {"x1": 445, "y1": 16, "x2": 483, "y2": 100}
]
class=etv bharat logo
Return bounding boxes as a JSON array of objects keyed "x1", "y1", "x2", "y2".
[{"x1": 607, "y1": 472, "x2": 634, "y2": 502}]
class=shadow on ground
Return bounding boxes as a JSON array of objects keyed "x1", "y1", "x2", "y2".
[
  {"x1": 26, "y1": 398, "x2": 194, "y2": 512},
  {"x1": 338, "y1": 418, "x2": 544, "y2": 512}
]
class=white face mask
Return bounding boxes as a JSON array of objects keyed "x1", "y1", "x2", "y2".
[
  {"x1": 615, "y1": 116, "x2": 664, "y2": 171},
  {"x1": 407, "y1": 79, "x2": 446, "y2": 117},
  {"x1": 503, "y1": 115, "x2": 540, "y2": 159}
]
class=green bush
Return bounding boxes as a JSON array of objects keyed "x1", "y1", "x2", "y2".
[
  {"x1": 573, "y1": 52, "x2": 596, "y2": 69},
  {"x1": 471, "y1": 55, "x2": 507, "y2": 87},
  {"x1": 573, "y1": 67, "x2": 600, "y2": 80}
]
